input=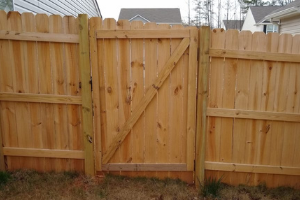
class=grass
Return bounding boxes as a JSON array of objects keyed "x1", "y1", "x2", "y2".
[
  {"x1": 0, "y1": 170, "x2": 299, "y2": 200},
  {"x1": 200, "y1": 176, "x2": 223, "y2": 198}
]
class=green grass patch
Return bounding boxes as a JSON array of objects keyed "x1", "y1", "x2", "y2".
[{"x1": 0, "y1": 171, "x2": 10, "y2": 186}]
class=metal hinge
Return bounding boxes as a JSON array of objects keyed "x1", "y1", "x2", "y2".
[{"x1": 89, "y1": 76, "x2": 93, "y2": 91}]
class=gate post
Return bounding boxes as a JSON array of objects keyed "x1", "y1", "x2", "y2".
[
  {"x1": 79, "y1": 14, "x2": 95, "y2": 176},
  {"x1": 195, "y1": 26, "x2": 210, "y2": 187}
]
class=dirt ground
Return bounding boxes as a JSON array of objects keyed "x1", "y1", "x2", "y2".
[{"x1": 0, "y1": 170, "x2": 299, "y2": 200}]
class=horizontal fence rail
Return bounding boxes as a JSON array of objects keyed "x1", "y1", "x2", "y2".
[
  {"x1": 0, "y1": 30, "x2": 79, "y2": 43},
  {"x1": 96, "y1": 29, "x2": 190, "y2": 38}
]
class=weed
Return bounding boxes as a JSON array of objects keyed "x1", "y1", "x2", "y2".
[
  {"x1": 0, "y1": 171, "x2": 10, "y2": 186},
  {"x1": 199, "y1": 176, "x2": 223, "y2": 198}
]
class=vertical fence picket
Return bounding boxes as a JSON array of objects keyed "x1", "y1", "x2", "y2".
[
  {"x1": 144, "y1": 22, "x2": 158, "y2": 178},
  {"x1": 169, "y1": 24, "x2": 185, "y2": 180},
  {"x1": 117, "y1": 20, "x2": 132, "y2": 176},
  {"x1": 64, "y1": 16, "x2": 83, "y2": 172},
  {"x1": 130, "y1": 21, "x2": 145, "y2": 177},
  {"x1": 21, "y1": 12, "x2": 42, "y2": 170}
]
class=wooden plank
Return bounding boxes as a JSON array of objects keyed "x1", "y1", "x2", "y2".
[
  {"x1": 0, "y1": 10, "x2": 8, "y2": 171},
  {"x1": 64, "y1": 15, "x2": 83, "y2": 172},
  {"x1": 209, "y1": 48, "x2": 300, "y2": 63},
  {"x1": 78, "y1": 14, "x2": 95, "y2": 176},
  {"x1": 186, "y1": 28, "x2": 198, "y2": 172},
  {"x1": 89, "y1": 17, "x2": 102, "y2": 171},
  {"x1": 49, "y1": 14, "x2": 69, "y2": 171},
  {"x1": 102, "y1": 37, "x2": 189, "y2": 164},
  {"x1": 156, "y1": 24, "x2": 171, "y2": 179},
  {"x1": 196, "y1": 26, "x2": 210, "y2": 186},
  {"x1": 8, "y1": 11, "x2": 26, "y2": 170},
  {"x1": 207, "y1": 108, "x2": 300, "y2": 122},
  {"x1": 0, "y1": 92, "x2": 82, "y2": 104},
  {"x1": 21, "y1": 12, "x2": 41, "y2": 170},
  {"x1": 3, "y1": 147, "x2": 84, "y2": 159},
  {"x1": 116, "y1": 20, "x2": 132, "y2": 177},
  {"x1": 102, "y1": 163, "x2": 187, "y2": 171},
  {"x1": 143, "y1": 22, "x2": 158, "y2": 178},
  {"x1": 231, "y1": 30, "x2": 252, "y2": 185},
  {"x1": 130, "y1": 21, "x2": 145, "y2": 172},
  {"x1": 97, "y1": 29, "x2": 189, "y2": 38},
  {"x1": 36, "y1": 14, "x2": 55, "y2": 171},
  {"x1": 168, "y1": 24, "x2": 185, "y2": 179},
  {"x1": 0, "y1": 30, "x2": 79, "y2": 43},
  {"x1": 102, "y1": 18, "x2": 120, "y2": 165},
  {"x1": 205, "y1": 161, "x2": 300, "y2": 176}
]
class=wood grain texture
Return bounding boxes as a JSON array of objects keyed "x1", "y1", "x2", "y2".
[
  {"x1": 186, "y1": 28, "x2": 198, "y2": 172},
  {"x1": 102, "y1": 163, "x2": 187, "y2": 171},
  {"x1": 196, "y1": 26, "x2": 210, "y2": 186},
  {"x1": 64, "y1": 15, "x2": 83, "y2": 172},
  {"x1": 205, "y1": 162, "x2": 300, "y2": 176},
  {"x1": 102, "y1": 38, "x2": 189, "y2": 164},
  {"x1": 0, "y1": 93, "x2": 82, "y2": 104},
  {"x1": 79, "y1": 14, "x2": 95, "y2": 175},
  {"x1": 0, "y1": 30, "x2": 79, "y2": 43},
  {"x1": 169, "y1": 24, "x2": 186, "y2": 179},
  {"x1": 144, "y1": 22, "x2": 158, "y2": 178},
  {"x1": 97, "y1": 30, "x2": 189, "y2": 38},
  {"x1": 3, "y1": 147, "x2": 84, "y2": 159},
  {"x1": 130, "y1": 21, "x2": 145, "y2": 175},
  {"x1": 89, "y1": 17, "x2": 102, "y2": 171},
  {"x1": 209, "y1": 48, "x2": 300, "y2": 63},
  {"x1": 207, "y1": 108, "x2": 300, "y2": 122}
]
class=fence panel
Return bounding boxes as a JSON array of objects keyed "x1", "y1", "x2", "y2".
[
  {"x1": 206, "y1": 28, "x2": 300, "y2": 189},
  {"x1": 0, "y1": 11, "x2": 84, "y2": 172}
]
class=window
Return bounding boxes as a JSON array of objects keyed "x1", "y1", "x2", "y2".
[{"x1": 265, "y1": 24, "x2": 278, "y2": 34}]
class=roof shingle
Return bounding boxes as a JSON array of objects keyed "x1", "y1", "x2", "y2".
[{"x1": 118, "y1": 8, "x2": 182, "y2": 24}]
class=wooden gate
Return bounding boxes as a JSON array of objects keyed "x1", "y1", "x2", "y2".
[{"x1": 89, "y1": 18, "x2": 198, "y2": 182}]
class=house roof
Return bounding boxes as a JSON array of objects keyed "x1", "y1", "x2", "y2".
[
  {"x1": 262, "y1": 0, "x2": 300, "y2": 21},
  {"x1": 118, "y1": 8, "x2": 182, "y2": 24},
  {"x1": 250, "y1": 6, "x2": 281, "y2": 23},
  {"x1": 223, "y1": 20, "x2": 244, "y2": 30}
]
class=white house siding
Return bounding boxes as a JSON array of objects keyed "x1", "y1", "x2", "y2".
[
  {"x1": 279, "y1": 15, "x2": 300, "y2": 35},
  {"x1": 242, "y1": 9, "x2": 263, "y2": 33},
  {"x1": 14, "y1": 0, "x2": 100, "y2": 17}
]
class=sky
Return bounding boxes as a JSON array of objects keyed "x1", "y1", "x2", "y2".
[{"x1": 97, "y1": 0, "x2": 190, "y2": 22}]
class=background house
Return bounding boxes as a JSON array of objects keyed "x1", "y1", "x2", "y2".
[
  {"x1": 242, "y1": 6, "x2": 280, "y2": 33},
  {"x1": 222, "y1": 20, "x2": 244, "y2": 31},
  {"x1": 0, "y1": 0, "x2": 101, "y2": 17},
  {"x1": 118, "y1": 8, "x2": 182, "y2": 25},
  {"x1": 261, "y1": 0, "x2": 300, "y2": 35}
]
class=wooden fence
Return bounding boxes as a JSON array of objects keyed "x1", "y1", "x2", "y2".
[
  {"x1": 204, "y1": 29, "x2": 300, "y2": 188},
  {"x1": 0, "y1": 11, "x2": 299, "y2": 189}
]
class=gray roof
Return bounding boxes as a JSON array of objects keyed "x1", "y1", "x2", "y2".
[
  {"x1": 223, "y1": 20, "x2": 244, "y2": 30},
  {"x1": 118, "y1": 8, "x2": 182, "y2": 23},
  {"x1": 267, "y1": 0, "x2": 300, "y2": 16},
  {"x1": 250, "y1": 6, "x2": 281, "y2": 23}
]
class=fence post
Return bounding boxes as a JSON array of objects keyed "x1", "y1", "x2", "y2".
[
  {"x1": 79, "y1": 14, "x2": 95, "y2": 176},
  {"x1": 0, "y1": 124, "x2": 4, "y2": 170},
  {"x1": 195, "y1": 26, "x2": 210, "y2": 188}
]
